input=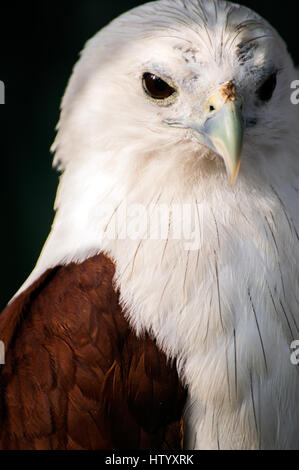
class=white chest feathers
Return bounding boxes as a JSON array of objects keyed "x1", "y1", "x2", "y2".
[
  {"x1": 105, "y1": 189, "x2": 299, "y2": 450},
  {"x1": 20, "y1": 172, "x2": 299, "y2": 449}
]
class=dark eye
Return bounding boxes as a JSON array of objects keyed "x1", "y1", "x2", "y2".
[
  {"x1": 142, "y1": 73, "x2": 176, "y2": 100},
  {"x1": 257, "y1": 73, "x2": 277, "y2": 102}
]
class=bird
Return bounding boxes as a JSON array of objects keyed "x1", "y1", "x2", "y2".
[{"x1": 0, "y1": 0, "x2": 299, "y2": 450}]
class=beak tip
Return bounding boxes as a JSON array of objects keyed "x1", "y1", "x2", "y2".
[{"x1": 227, "y1": 160, "x2": 241, "y2": 187}]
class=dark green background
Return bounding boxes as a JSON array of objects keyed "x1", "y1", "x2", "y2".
[{"x1": 0, "y1": 0, "x2": 298, "y2": 309}]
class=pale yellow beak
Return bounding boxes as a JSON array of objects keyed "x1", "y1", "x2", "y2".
[{"x1": 199, "y1": 82, "x2": 244, "y2": 186}]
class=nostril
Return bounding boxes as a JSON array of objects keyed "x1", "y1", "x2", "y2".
[{"x1": 209, "y1": 105, "x2": 215, "y2": 112}]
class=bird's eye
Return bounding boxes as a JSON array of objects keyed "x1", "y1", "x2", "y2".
[
  {"x1": 142, "y1": 73, "x2": 176, "y2": 100},
  {"x1": 257, "y1": 73, "x2": 277, "y2": 102}
]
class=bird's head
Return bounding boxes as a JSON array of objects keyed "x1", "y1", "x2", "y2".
[
  {"x1": 21, "y1": 0, "x2": 298, "y2": 337},
  {"x1": 52, "y1": 0, "x2": 298, "y2": 201}
]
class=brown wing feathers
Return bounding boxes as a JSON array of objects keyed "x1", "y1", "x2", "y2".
[{"x1": 0, "y1": 254, "x2": 187, "y2": 449}]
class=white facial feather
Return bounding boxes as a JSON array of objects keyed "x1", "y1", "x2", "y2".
[{"x1": 17, "y1": 0, "x2": 299, "y2": 449}]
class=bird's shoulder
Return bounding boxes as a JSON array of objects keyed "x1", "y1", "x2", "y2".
[{"x1": 0, "y1": 253, "x2": 186, "y2": 450}]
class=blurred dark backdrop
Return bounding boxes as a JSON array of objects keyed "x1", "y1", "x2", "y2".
[{"x1": 0, "y1": 0, "x2": 298, "y2": 309}]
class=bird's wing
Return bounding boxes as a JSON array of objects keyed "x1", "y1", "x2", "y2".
[{"x1": 0, "y1": 254, "x2": 186, "y2": 450}]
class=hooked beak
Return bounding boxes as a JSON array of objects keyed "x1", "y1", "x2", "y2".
[{"x1": 165, "y1": 81, "x2": 244, "y2": 186}]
